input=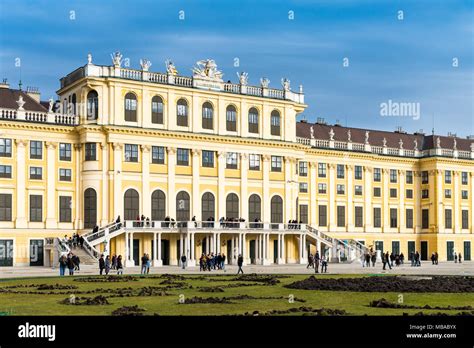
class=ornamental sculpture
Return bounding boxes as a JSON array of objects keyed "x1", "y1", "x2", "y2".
[
  {"x1": 329, "y1": 128, "x2": 335, "y2": 141},
  {"x1": 365, "y1": 131, "x2": 370, "y2": 144},
  {"x1": 16, "y1": 95, "x2": 25, "y2": 110},
  {"x1": 281, "y1": 78, "x2": 290, "y2": 91},
  {"x1": 165, "y1": 59, "x2": 178, "y2": 75},
  {"x1": 436, "y1": 137, "x2": 441, "y2": 148},
  {"x1": 347, "y1": 129, "x2": 351, "y2": 142},
  {"x1": 237, "y1": 72, "x2": 248, "y2": 85},
  {"x1": 453, "y1": 138, "x2": 457, "y2": 151},
  {"x1": 310, "y1": 126, "x2": 314, "y2": 139},
  {"x1": 382, "y1": 137, "x2": 387, "y2": 147},
  {"x1": 140, "y1": 58, "x2": 152, "y2": 71},
  {"x1": 111, "y1": 51, "x2": 123, "y2": 67},
  {"x1": 260, "y1": 77, "x2": 270, "y2": 88},
  {"x1": 192, "y1": 59, "x2": 223, "y2": 81},
  {"x1": 399, "y1": 139, "x2": 403, "y2": 149},
  {"x1": 414, "y1": 138, "x2": 418, "y2": 151},
  {"x1": 87, "y1": 53, "x2": 92, "y2": 64}
]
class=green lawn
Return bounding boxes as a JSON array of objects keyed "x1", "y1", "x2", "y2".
[{"x1": 0, "y1": 274, "x2": 472, "y2": 316}]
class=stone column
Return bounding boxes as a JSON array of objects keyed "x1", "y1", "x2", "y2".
[
  {"x1": 141, "y1": 145, "x2": 151, "y2": 219},
  {"x1": 382, "y1": 168, "x2": 389, "y2": 232},
  {"x1": 74, "y1": 143, "x2": 82, "y2": 229},
  {"x1": 328, "y1": 164, "x2": 336, "y2": 230},
  {"x1": 435, "y1": 170, "x2": 444, "y2": 232},
  {"x1": 45, "y1": 142, "x2": 57, "y2": 228},
  {"x1": 100, "y1": 143, "x2": 109, "y2": 225},
  {"x1": 346, "y1": 164, "x2": 354, "y2": 231},
  {"x1": 263, "y1": 233, "x2": 270, "y2": 265},
  {"x1": 364, "y1": 167, "x2": 372, "y2": 231},
  {"x1": 242, "y1": 233, "x2": 248, "y2": 265},
  {"x1": 113, "y1": 143, "x2": 123, "y2": 220},
  {"x1": 256, "y1": 235, "x2": 260, "y2": 264},
  {"x1": 157, "y1": 232, "x2": 162, "y2": 265},
  {"x1": 152, "y1": 232, "x2": 159, "y2": 266},
  {"x1": 284, "y1": 157, "x2": 293, "y2": 222},
  {"x1": 126, "y1": 232, "x2": 135, "y2": 267},
  {"x1": 240, "y1": 153, "x2": 249, "y2": 221},
  {"x1": 192, "y1": 149, "x2": 201, "y2": 220},
  {"x1": 398, "y1": 170, "x2": 405, "y2": 232},
  {"x1": 14, "y1": 139, "x2": 27, "y2": 228},
  {"x1": 167, "y1": 147, "x2": 176, "y2": 218},
  {"x1": 309, "y1": 162, "x2": 317, "y2": 225},
  {"x1": 217, "y1": 151, "x2": 226, "y2": 219},
  {"x1": 414, "y1": 171, "x2": 422, "y2": 233},
  {"x1": 299, "y1": 233, "x2": 305, "y2": 264},
  {"x1": 125, "y1": 232, "x2": 129, "y2": 262},
  {"x1": 453, "y1": 171, "x2": 460, "y2": 233},
  {"x1": 262, "y1": 155, "x2": 271, "y2": 223}
]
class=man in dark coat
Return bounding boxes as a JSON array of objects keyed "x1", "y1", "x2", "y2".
[
  {"x1": 382, "y1": 251, "x2": 392, "y2": 270},
  {"x1": 237, "y1": 254, "x2": 244, "y2": 274},
  {"x1": 99, "y1": 254, "x2": 105, "y2": 275},
  {"x1": 314, "y1": 251, "x2": 320, "y2": 273}
]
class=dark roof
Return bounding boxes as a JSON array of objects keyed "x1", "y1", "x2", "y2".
[
  {"x1": 296, "y1": 121, "x2": 473, "y2": 152},
  {"x1": 0, "y1": 88, "x2": 47, "y2": 112}
]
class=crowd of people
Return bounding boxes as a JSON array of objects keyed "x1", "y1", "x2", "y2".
[
  {"x1": 98, "y1": 254, "x2": 124, "y2": 275},
  {"x1": 306, "y1": 251, "x2": 329, "y2": 273},
  {"x1": 198, "y1": 252, "x2": 227, "y2": 271},
  {"x1": 64, "y1": 233, "x2": 84, "y2": 249},
  {"x1": 58, "y1": 252, "x2": 81, "y2": 276}
]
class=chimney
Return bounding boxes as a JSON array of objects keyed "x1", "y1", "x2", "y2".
[
  {"x1": 26, "y1": 86, "x2": 40, "y2": 103},
  {"x1": 0, "y1": 78, "x2": 9, "y2": 89}
]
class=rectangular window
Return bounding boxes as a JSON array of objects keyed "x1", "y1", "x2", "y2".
[
  {"x1": 59, "y1": 143, "x2": 72, "y2": 161},
  {"x1": 337, "y1": 206, "x2": 345, "y2": 227},
  {"x1": 85, "y1": 143, "x2": 97, "y2": 161},
  {"x1": 29, "y1": 167, "x2": 43, "y2": 180},
  {"x1": 299, "y1": 162, "x2": 308, "y2": 176},
  {"x1": 299, "y1": 183, "x2": 308, "y2": 193},
  {"x1": 373, "y1": 208, "x2": 381, "y2": 228},
  {"x1": 390, "y1": 169, "x2": 397, "y2": 183},
  {"x1": 151, "y1": 146, "x2": 165, "y2": 164},
  {"x1": 445, "y1": 209, "x2": 452, "y2": 229},
  {"x1": 373, "y1": 168, "x2": 381, "y2": 182},
  {"x1": 226, "y1": 152, "x2": 238, "y2": 169},
  {"x1": 337, "y1": 184, "x2": 345, "y2": 195},
  {"x1": 422, "y1": 189, "x2": 429, "y2": 199},
  {"x1": 202, "y1": 150, "x2": 214, "y2": 168},
  {"x1": 29, "y1": 195, "x2": 42, "y2": 222},
  {"x1": 0, "y1": 165, "x2": 12, "y2": 178},
  {"x1": 390, "y1": 188, "x2": 397, "y2": 198},
  {"x1": 355, "y1": 206, "x2": 363, "y2": 227},
  {"x1": 445, "y1": 170, "x2": 452, "y2": 184},
  {"x1": 354, "y1": 165, "x2": 362, "y2": 180},
  {"x1": 249, "y1": 154, "x2": 260, "y2": 171},
  {"x1": 30, "y1": 141, "x2": 42, "y2": 159},
  {"x1": 0, "y1": 138, "x2": 12, "y2": 157},
  {"x1": 461, "y1": 190, "x2": 468, "y2": 199},
  {"x1": 152, "y1": 98, "x2": 164, "y2": 124},
  {"x1": 59, "y1": 196, "x2": 72, "y2": 222},
  {"x1": 318, "y1": 163, "x2": 326, "y2": 178},
  {"x1": 248, "y1": 111, "x2": 259, "y2": 134},
  {"x1": 318, "y1": 183, "x2": 327, "y2": 194},
  {"x1": 373, "y1": 187, "x2": 381, "y2": 197},
  {"x1": 461, "y1": 172, "x2": 468, "y2": 185},
  {"x1": 124, "y1": 144, "x2": 139, "y2": 162},
  {"x1": 270, "y1": 113, "x2": 280, "y2": 136},
  {"x1": 271, "y1": 156, "x2": 282, "y2": 172},
  {"x1": 177, "y1": 104, "x2": 188, "y2": 126},
  {"x1": 337, "y1": 164, "x2": 345, "y2": 179},
  {"x1": 445, "y1": 189, "x2": 451, "y2": 199},
  {"x1": 422, "y1": 209, "x2": 429, "y2": 229},
  {"x1": 226, "y1": 108, "x2": 237, "y2": 131},
  {"x1": 390, "y1": 208, "x2": 398, "y2": 228},
  {"x1": 354, "y1": 185, "x2": 363, "y2": 196},
  {"x1": 462, "y1": 210, "x2": 469, "y2": 229},
  {"x1": 406, "y1": 208, "x2": 413, "y2": 228},
  {"x1": 406, "y1": 170, "x2": 413, "y2": 184},
  {"x1": 406, "y1": 189, "x2": 413, "y2": 199},
  {"x1": 318, "y1": 205, "x2": 327, "y2": 227},
  {"x1": 0, "y1": 193, "x2": 12, "y2": 221},
  {"x1": 177, "y1": 148, "x2": 189, "y2": 166},
  {"x1": 59, "y1": 168, "x2": 72, "y2": 182},
  {"x1": 421, "y1": 171, "x2": 429, "y2": 184}
]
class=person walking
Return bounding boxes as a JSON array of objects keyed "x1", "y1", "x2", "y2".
[
  {"x1": 59, "y1": 255, "x2": 67, "y2": 276},
  {"x1": 320, "y1": 255, "x2": 328, "y2": 273},
  {"x1": 141, "y1": 253, "x2": 148, "y2": 274},
  {"x1": 99, "y1": 254, "x2": 105, "y2": 275},
  {"x1": 454, "y1": 253, "x2": 458, "y2": 263},
  {"x1": 382, "y1": 251, "x2": 392, "y2": 270},
  {"x1": 221, "y1": 253, "x2": 226, "y2": 271},
  {"x1": 111, "y1": 254, "x2": 117, "y2": 270},
  {"x1": 314, "y1": 251, "x2": 320, "y2": 273},
  {"x1": 306, "y1": 253, "x2": 314, "y2": 269},
  {"x1": 146, "y1": 254, "x2": 151, "y2": 274},
  {"x1": 67, "y1": 253, "x2": 75, "y2": 275},
  {"x1": 181, "y1": 254, "x2": 187, "y2": 269},
  {"x1": 73, "y1": 254, "x2": 80, "y2": 271},
  {"x1": 237, "y1": 254, "x2": 244, "y2": 274},
  {"x1": 116, "y1": 255, "x2": 124, "y2": 275},
  {"x1": 105, "y1": 255, "x2": 111, "y2": 275},
  {"x1": 458, "y1": 253, "x2": 462, "y2": 263},
  {"x1": 434, "y1": 252, "x2": 438, "y2": 265},
  {"x1": 431, "y1": 252, "x2": 436, "y2": 265},
  {"x1": 371, "y1": 252, "x2": 376, "y2": 267}
]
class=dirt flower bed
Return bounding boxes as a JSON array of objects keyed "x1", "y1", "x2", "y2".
[
  {"x1": 74, "y1": 275, "x2": 138, "y2": 283},
  {"x1": 241, "y1": 307, "x2": 347, "y2": 316},
  {"x1": 111, "y1": 305, "x2": 146, "y2": 316},
  {"x1": 181, "y1": 294, "x2": 305, "y2": 304},
  {"x1": 285, "y1": 275, "x2": 474, "y2": 293},
  {"x1": 59, "y1": 295, "x2": 110, "y2": 306},
  {"x1": 370, "y1": 298, "x2": 474, "y2": 310}
]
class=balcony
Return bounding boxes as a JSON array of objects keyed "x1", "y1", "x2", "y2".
[{"x1": 0, "y1": 107, "x2": 79, "y2": 126}]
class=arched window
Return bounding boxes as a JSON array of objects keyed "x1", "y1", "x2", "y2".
[
  {"x1": 271, "y1": 110, "x2": 281, "y2": 136},
  {"x1": 201, "y1": 192, "x2": 215, "y2": 221},
  {"x1": 271, "y1": 195, "x2": 283, "y2": 225},
  {"x1": 248, "y1": 107, "x2": 259, "y2": 134},
  {"x1": 226, "y1": 105, "x2": 237, "y2": 131},
  {"x1": 248, "y1": 194, "x2": 261, "y2": 224},
  {"x1": 87, "y1": 90, "x2": 98, "y2": 120},
  {"x1": 151, "y1": 190, "x2": 166, "y2": 221},
  {"x1": 177, "y1": 98, "x2": 188, "y2": 126},
  {"x1": 151, "y1": 96, "x2": 164, "y2": 124},
  {"x1": 176, "y1": 191, "x2": 190, "y2": 221},
  {"x1": 124, "y1": 92, "x2": 137, "y2": 122},
  {"x1": 226, "y1": 193, "x2": 239, "y2": 219},
  {"x1": 202, "y1": 102, "x2": 213, "y2": 130},
  {"x1": 83, "y1": 188, "x2": 97, "y2": 228},
  {"x1": 71, "y1": 94, "x2": 77, "y2": 116},
  {"x1": 124, "y1": 189, "x2": 139, "y2": 220}
]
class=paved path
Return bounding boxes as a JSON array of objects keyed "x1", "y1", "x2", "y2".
[{"x1": 0, "y1": 261, "x2": 472, "y2": 279}]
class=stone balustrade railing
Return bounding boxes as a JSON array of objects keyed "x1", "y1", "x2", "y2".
[
  {"x1": 296, "y1": 136, "x2": 474, "y2": 160},
  {"x1": 0, "y1": 107, "x2": 79, "y2": 126},
  {"x1": 60, "y1": 64, "x2": 305, "y2": 104}
]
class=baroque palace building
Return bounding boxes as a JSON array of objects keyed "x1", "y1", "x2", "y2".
[{"x1": 0, "y1": 53, "x2": 473, "y2": 267}]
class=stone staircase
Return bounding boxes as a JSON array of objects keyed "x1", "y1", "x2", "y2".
[{"x1": 68, "y1": 246, "x2": 97, "y2": 265}]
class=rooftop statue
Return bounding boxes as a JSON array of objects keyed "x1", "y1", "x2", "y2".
[
  {"x1": 414, "y1": 139, "x2": 418, "y2": 151},
  {"x1": 329, "y1": 128, "x2": 335, "y2": 141},
  {"x1": 281, "y1": 78, "x2": 290, "y2": 91},
  {"x1": 382, "y1": 137, "x2": 387, "y2": 147},
  {"x1": 453, "y1": 138, "x2": 457, "y2": 151},
  {"x1": 16, "y1": 95, "x2": 25, "y2": 111},
  {"x1": 310, "y1": 126, "x2": 314, "y2": 139},
  {"x1": 237, "y1": 72, "x2": 248, "y2": 86},
  {"x1": 140, "y1": 58, "x2": 152, "y2": 71},
  {"x1": 260, "y1": 77, "x2": 270, "y2": 88},
  {"x1": 165, "y1": 59, "x2": 178, "y2": 75},
  {"x1": 192, "y1": 59, "x2": 223, "y2": 81},
  {"x1": 87, "y1": 53, "x2": 92, "y2": 64},
  {"x1": 347, "y1": 129, "x2": 351, "y2": 142},
  {"x1": 365, "y1": 131, "x2": 370, "y2": 144},
  {"x1": 436, "y1": 137, "x2": 441, "y2": 148},
  {"x1": 399, "y1": 139, "x2": 403, "y2": 149},
  {"x1": 111, "y1": 51, "x2": 123, "y2": 67}
]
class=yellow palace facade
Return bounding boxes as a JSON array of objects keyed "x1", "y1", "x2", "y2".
[{"x1": 0, "y1": 54, "x2": 473, "y2": 267}]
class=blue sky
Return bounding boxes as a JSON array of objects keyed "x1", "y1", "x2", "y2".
[{"x1": 0, "y1": 0, "x2": 473, "y2": 136}]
